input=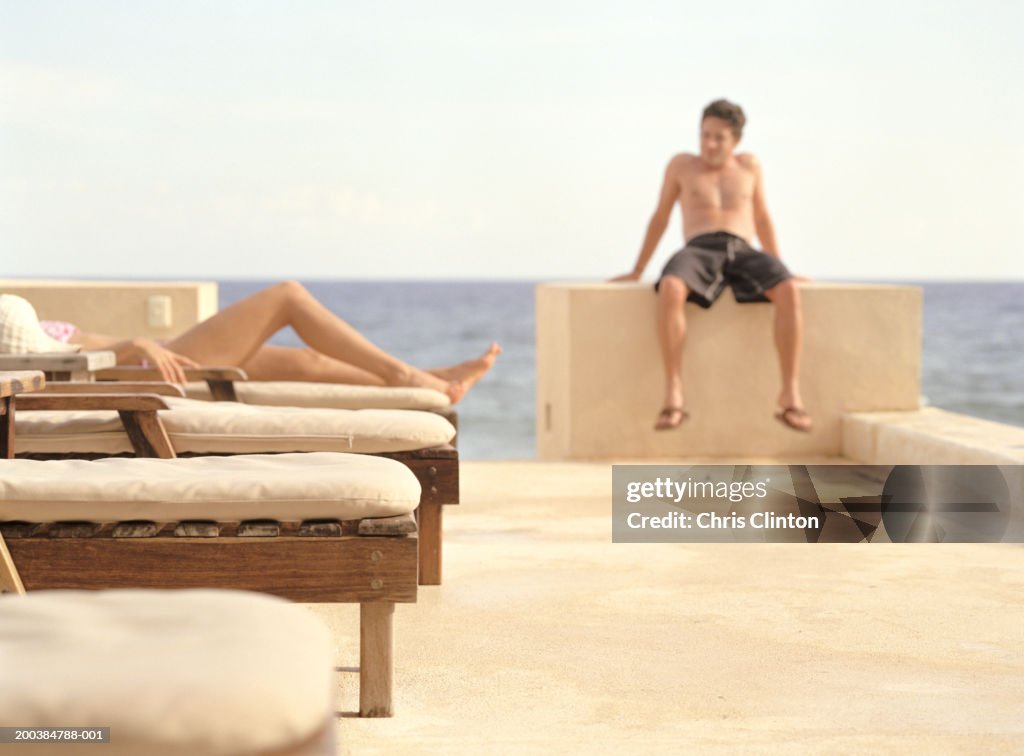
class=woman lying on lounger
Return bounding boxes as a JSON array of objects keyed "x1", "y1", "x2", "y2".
[{"x1": 17, "y1": 282, "x2": 500, "y2": 403}]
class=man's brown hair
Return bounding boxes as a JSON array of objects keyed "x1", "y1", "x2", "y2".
[{"x1": 702, "y1": 99, "x2": 746, "y2": 138}]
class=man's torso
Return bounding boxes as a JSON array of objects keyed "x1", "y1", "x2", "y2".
[{"x1": 672, "y1": 153, "x2": 758, "y2": 245}]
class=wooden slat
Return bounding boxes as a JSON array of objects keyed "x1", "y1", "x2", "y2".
[
  {"x1": 0, "y1": 352, "x2": 116, "y2": 373},
  {"x1": 0, "y1": 371, "x2": 46, "y2": 398},
  {"x1": 43, "y1": 381, "x2": 185, "y2": 397},
  {"x1": 0, "y1": 522, "x2": 45, "y2": 539},
  {"x1": 112, "y1": 522, "x2": 160, "y2": 538},
  {"x1": 357, "y1": 513, "x2": 418, "y2": 536},
  {"x1": 385, "y1": 443, "x2": 459, "y2": 461},
  {"x1": 5, "y1": 536, "x2": 418, "y2": 602},
  {"x1": 17, "y1": 393, "x2": 170, "y2": 411},
  {"x1": 298, "y1": 520, "x2": 343, "y2": 537},
  {"x1": 49, "y1": 522, "x2": 101, "y2": 538},
  {"x1": 174, "y1": 522, "x2": 221, "y2": 538},
  {"x1": 46, "y1": 371, "x2": 91, "y2": 382},
  {"x1": 238, "y1": 520, "x2": 281, "y2": 537},
  {"x1": 96, "y1": 366, "x2": 248, "y2": 382}
]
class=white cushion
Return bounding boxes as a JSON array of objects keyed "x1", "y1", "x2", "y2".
[
  {"x1": 185, "y1": 380, "x2": 451, "y2": 411},
  {"x1": 14, "y1": 396, "x2": 456, "y2": 455},
  {"x1": 0, "y1": 452, "x2": 419, "y2": 522},
  {"x1": 0, "y1": 589, "x2": 333, "y2": 756}
]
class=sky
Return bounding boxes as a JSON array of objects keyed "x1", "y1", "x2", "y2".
[{"x1": 2, "y1": 0, "x2": 1022, "y2": 281}]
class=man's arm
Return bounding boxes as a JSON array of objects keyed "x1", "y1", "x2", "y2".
[
  {"x1": 611, "y1": 156, "x2": 683, "y2": 281},
  {"x1": 750, "y1": 155, "x2": 779, "y2": 257}
]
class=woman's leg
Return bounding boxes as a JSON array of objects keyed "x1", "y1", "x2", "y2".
[
  {"x1": 166, "y1": 281, "x2": 446, "y2": 391},
  {"x1": 245, "y1": 344, "x2": 505, "y2": 395},
  {"x1": 426, "y1": 343, "x2": 502, "y2": 383},
  {"x1": 241, "y1": 345, "x2": 387, "y2": 385}
]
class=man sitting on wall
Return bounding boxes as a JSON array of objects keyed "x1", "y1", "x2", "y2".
[{"x1": 612, "y1": 99, "x2": 812, "y2": 432}]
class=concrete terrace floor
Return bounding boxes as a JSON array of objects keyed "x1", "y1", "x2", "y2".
[{"x1": 309, "y1": 460, "x2": 1024, "y2": 754}]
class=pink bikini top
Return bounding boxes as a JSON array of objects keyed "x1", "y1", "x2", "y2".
[{"x1": 39, "y1": 320, "x2": 80, "y2": 344}]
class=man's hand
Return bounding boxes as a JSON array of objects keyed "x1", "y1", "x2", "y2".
[
  {"x1": 610, "y1": 271, "x2": 642, "y2": 283},
  {"x1": 130, "y1": 339, "x2": 199, "y2": 385}
]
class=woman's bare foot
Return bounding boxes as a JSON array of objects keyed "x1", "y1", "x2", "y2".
[
  {"x1": 413, "y1": 371, "x2": 468, "y2": 404},
  {"x1": 389, "y1": 341, "x2": 500, "y2": 404},
  {"x1": 427, "y1": 343, "x2": 502, "y2": 384},
  {"x1": 385, "y1": 363, "x2": 453, "y2": 395}
]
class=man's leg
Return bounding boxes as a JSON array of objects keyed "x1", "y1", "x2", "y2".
[
  {"x1": 654, "y1": 275, "x2": 690, "y2": 429},
  {"x1": 764, "y1": 279, "x2": 812, "y2": 430}
]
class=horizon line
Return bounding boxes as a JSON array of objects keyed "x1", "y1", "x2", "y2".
[{"x1": 5, "y1": 275, "x2": 1024, "y2": 285}]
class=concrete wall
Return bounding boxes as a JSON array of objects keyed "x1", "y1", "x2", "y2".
[
  {"x1": 842, "y1": 408, "x2": 1024, "y2": 465},
  {"x1": 536, "y1": 282, "x2": 922, "y2": 459},
  {"x1": 0, "y1": 280, "x2": 218, "y2": 339}
]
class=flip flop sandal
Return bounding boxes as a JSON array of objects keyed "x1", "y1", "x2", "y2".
[
  {"x1": 654, "y1": 406, "x2": 690, "y2": 431},
  {"x1": 775, "y1": 406, "x2": 812, "y2": 433}
]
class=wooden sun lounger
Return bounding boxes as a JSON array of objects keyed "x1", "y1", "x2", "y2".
[
  {"x1": 0, "y1": 352, "x2": 460, "y2": 586},
  {"x1": 0, "y1": 371, "x2": 417, "y2": 718}
]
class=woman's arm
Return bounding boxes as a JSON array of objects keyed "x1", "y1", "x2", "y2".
[
  {"x1": 68, "y1": 331, "x2": 122, "y2": 350},
  {"x1": 69, "y1": 332, "x2": 198, "y2": 384}
]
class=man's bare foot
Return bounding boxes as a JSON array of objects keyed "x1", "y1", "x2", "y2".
[{"x1": 428, "y1": 343, "x2": 502, "y2": 383}]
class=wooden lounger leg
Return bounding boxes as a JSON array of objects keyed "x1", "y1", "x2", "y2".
[
  {"x1": 205, "y1": 378, "x2": 238, "y2": 402},
  {"x1": 1, "y1": 395, "x2": 14, "y2": 460},
  {"x1": 417, "y1": 502, "x2": 443, "y2": 586},
  {"x1": 359, "y1": 602, "x2": 395, "y2": 717},
  {"x1": 118, "y1": 410, "x2": 176, "y2": 458},
  {"x1": 0, "y1": 534, "x2": 26, "y2": 596}
]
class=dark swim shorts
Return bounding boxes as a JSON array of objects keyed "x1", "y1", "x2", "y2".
[{"x1": 655, "y1": 231, "x2": 792, "y2": 309}]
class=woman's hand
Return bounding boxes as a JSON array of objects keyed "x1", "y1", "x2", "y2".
[{"x1": 130, "y1": 338, "x2": 199, "y2": 385}]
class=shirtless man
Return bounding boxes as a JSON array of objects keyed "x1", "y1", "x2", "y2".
[{"x1": 613, "y1": 99, "x2": 811, "y2": 432}]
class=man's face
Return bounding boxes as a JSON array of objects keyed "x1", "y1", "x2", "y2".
[{"x1": 699, "y1": 117, "x2": 740, "y2": 167}]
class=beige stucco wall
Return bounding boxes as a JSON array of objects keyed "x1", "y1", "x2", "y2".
[
  {"x1": 842, "y1": 408, "x2": 1024, "y2": 465},
  {"x1": 536, "y1": 282, "x2": 922, "y2": 459},
  {"x1": 0, "y1": 280, "x2": 218, "y2": 339}
]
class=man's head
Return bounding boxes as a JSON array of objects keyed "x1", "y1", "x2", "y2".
[{"x1": 699, "y1": 99, "x2": 745, "y2": 167}]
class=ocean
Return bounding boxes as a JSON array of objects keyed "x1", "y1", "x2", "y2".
[{"x1": 219, "y1": 280, "x2": 1024, "y2": 459}]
